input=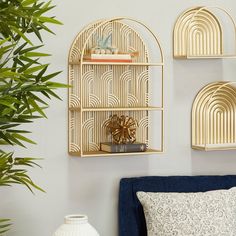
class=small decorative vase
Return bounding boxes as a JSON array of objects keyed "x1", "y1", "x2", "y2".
[{"x1": 53, "y1": 215, "x2": 99, "y2": 236}]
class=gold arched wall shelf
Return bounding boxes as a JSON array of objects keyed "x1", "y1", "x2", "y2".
[
  {"x1": 192, "y1": 81, "x2": 236, "y2": 151},
  {"x1": 68, "y1": 18, "x2": 164, "y2": 157},
  {"x1": 173, "y1": 6, "x2": 236, "y2": 59}
]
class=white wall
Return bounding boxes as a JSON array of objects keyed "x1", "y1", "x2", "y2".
[{"x1": 1, "y1": 0, "x2": 236, "y2": 235}]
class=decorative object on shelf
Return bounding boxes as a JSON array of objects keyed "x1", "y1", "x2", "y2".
[
  {"x1": 100, "y1": 142, "x2": 146, "y2": 153},
  {"x1": 53, "y1": 215, "x2": 99, "y2": 236},
  {"x1": 91, "y1": 34, "x2": 118, "y2": 55},
  {"x1": 107, "y1": 114, "x2": 138, "y2": 144},
  {"x1": 88, "y1": 34, "x2": 136, "y2": 62},
  {"x1": 173, "y1": 6, "x2": 236, "y2": 59},
  {"x1": 68, "y1": 17, "x2": 164, "y2": 157},
  {"x1": 88, "y1": 53, "x2": 132, "y2": 62},
  {"x1": 192, "y1": 81, "x2": 236, "y2": 151}
]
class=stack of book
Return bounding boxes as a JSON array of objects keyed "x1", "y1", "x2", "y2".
[
  {"x1": 88, "y1": 54, "x2": 132, "y2": 62},
  {"x1": 100, "y1": 142, "x2": 147, "y2": 153}
]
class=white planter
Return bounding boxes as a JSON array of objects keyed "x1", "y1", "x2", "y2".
[{"x1": 53, "y1": 215, "x2": 99, "y2": 236}]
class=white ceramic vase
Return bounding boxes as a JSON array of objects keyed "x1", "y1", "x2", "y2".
[{"x1": 53, "y1": 215, "x2": 99, "y2": 236}]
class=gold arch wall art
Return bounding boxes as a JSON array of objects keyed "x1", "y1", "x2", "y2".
[
  {"x1": 192, "y1": 81, "x2": 236, "y2": 151},
  {"x1": 173, "y1": 6, "x2": 236, "y2": 59},
  {"x1": 68, "y1": 17, "x2": 164, "y2": 157}
]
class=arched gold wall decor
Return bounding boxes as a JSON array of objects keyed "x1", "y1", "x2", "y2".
[
  {"x1": 68, "y1": 17, "x2": 164, "y2": 157},
  {"x1": 192, "y1": 81, "x2": 236, "y2": 151},
  {"x1": 173, "y1": 6, "x2": 236, "y2": 59}
]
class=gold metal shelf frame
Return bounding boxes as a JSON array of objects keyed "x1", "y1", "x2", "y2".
[
  {"x1": 68, "y1": 17, "x2": 164, "y2": 157},
  {"x1": 173, "y1": 6, "x2": 236, "y2": 59},
  {"x1": 192, "y1": 81, "x2": 236, "y2": 151}
]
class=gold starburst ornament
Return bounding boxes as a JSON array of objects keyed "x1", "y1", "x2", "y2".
[{"x1": 107, "y1": 115, "x2": 138, "y2": 144}]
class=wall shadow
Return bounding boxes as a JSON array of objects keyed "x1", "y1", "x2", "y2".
[{"x1": 191, "y1": 150, "x2": 236, "y2": 175}]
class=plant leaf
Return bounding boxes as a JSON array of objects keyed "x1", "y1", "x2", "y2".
[
  {"x1": 0, "y1": 218, "x2": 11, "y2": 234},
  {"x1": 12, "y1": 133, "x2": 36, "y2": 145},
  {"x1": 22, "y1": 0, "x2": 37, "y2": 7},
  {"x1": 0, "y1": 101, "x2": 16, "y2": 110},
  {"x1": 0, "y1": 37, "x2": 11, "y2": 46},
  {"x1": 28, "y1": 98, "x2": 47, "y2": 118},
  {"x1": 45, "y1": 82, "x2": 69, "y2": 88},
  {"x1": 41, "y1": 71, "x2": 61, "y2": 82},
  {"x1": 39, "y1": 16, "x2": 63, "y2": 25},
  {"x1": 30, "y1": 23, "x2": 43, "y2": 42},
  {"x1": 10, "y1": 26, "x2": 33, "y2": 46},
  {"x1": 13, "y1": 42, "x2": 28, "y2": 55},
  {"x1": 24, "y1": 64, "x2": 48, "y2": 74},
  {"x1": 19, "y1": 45, "x2": 43, "y2": 55},
  {"x1": 24, "y1": 52, "x2": 51, "y2": 57}
]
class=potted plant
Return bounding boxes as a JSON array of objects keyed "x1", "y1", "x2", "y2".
[{"x1": 0, "y1": 0, "x2": 66, "y2": 234}]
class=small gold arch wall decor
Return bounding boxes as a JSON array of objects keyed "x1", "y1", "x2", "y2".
[
  {"x1": 68, "y1": 17, "x2": 164, "y2": 157},
  {"x1": 173, "y1": 6, "x2": 236, "y2": 59},
  {"x1": 192, "y1": 81, "x2": 236, "y2": 151}
]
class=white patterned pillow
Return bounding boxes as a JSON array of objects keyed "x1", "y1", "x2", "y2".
[{"x1": 137, "y1": 187, "x2": 236, "y2": 236}]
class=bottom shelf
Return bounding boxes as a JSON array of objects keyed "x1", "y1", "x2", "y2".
[
  {"x1": 192, "y1": 143, "x2": 236, "y2": 151},
  {"x1": 69, "y1": 148, "x2": 163, "y2": 157}
]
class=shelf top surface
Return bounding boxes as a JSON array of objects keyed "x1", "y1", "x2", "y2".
[
  {"x1": 69, "y1": 61, "x2": 164, "y2": 66},
  {"x1": 192, "y1": 143, "x2": 236, "y2": 151},
  {"x1": 175, "y1": 54, "x2": 236, "y2": 59},
  {"x1": 69, "y1": 148, "x2": 163, "y2": 157},
  {"x1": 69, "y1": 106, "x2": 163, "y2": 111}
]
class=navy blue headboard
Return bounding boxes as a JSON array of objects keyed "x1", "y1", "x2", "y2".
[{"x1": 118, "y1": 175, "x2": 236, "y2": 236}]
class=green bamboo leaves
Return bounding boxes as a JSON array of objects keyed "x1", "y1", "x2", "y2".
[
  {"x1": 0, "y1": 0, "x2": 65, "y2": 234},
  {"x1": 0, "y1": 219, "x2": 11, "y2": 235},
  {"x1": 0, "y1": 152, "x2": 44, "y2": 192},
  {"x1": 0, "y1": 0, "x2": 66, "y2": 147}
]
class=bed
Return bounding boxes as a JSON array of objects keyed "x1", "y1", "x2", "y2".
[{"x1": 118, "y1": 175, "x2": 236, "y2": 236}]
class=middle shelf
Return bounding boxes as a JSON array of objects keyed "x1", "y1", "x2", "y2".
[
  {"x1": 69, "y1": 106, "x2": 163, "y2": 112},
  {"x1": 69, "y1": 61, "x2": 164, "y2": 66}
]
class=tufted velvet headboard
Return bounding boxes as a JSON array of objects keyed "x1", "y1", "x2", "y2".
[{"x1": 118, "y1": 175, "x2": 236, "y2": 236}]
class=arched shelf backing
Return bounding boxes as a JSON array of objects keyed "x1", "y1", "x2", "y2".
[
  {"x1": 173, "y1": 6, "x2": 236, "y2": 59},
  {"x1": 68, "y1": 17, "x2": 164, "y2": 64},
  {"x1": 68, "y1": 17, "x2": 164, "y2": 157},
  {"x1": 192, "y1": 81, "x2": 236, "y2": 151}
]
